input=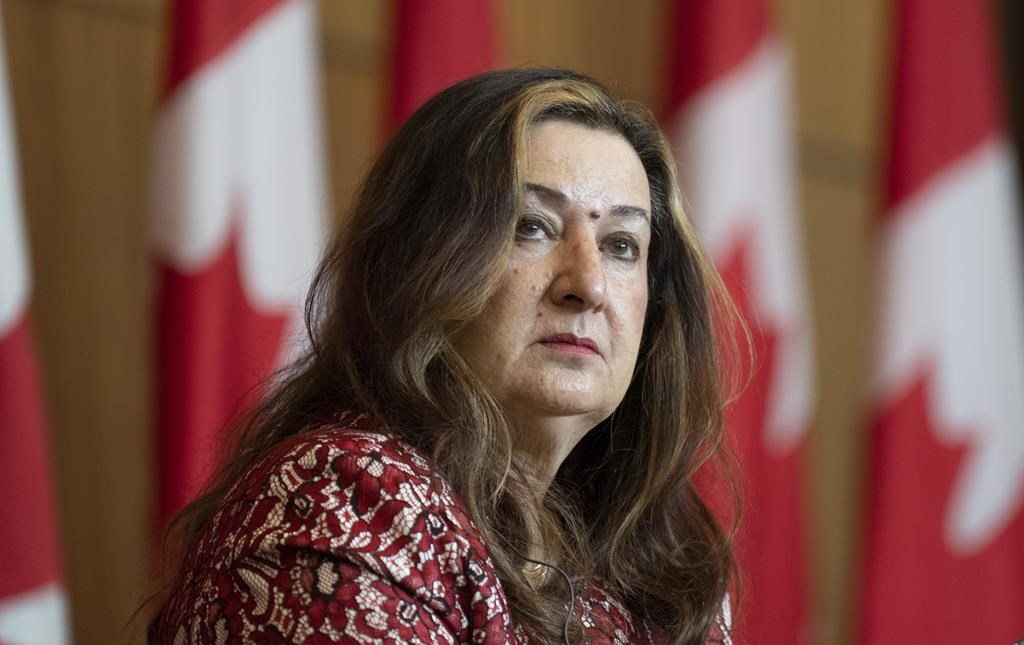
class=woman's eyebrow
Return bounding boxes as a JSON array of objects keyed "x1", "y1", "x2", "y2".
[
  {"x1": 525, "y1": 182, "x2": 649, "y2": 221},
  {"x1": 525, "y1": 182, "x2": 568, "y2": 205},
  {"x1": 610, "y1": 204, "x2": 650, "y2": 222}
]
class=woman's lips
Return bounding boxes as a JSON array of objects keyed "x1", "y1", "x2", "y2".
[{"x1": 538, "y1": 334, "x2": 599, "y2": 356}]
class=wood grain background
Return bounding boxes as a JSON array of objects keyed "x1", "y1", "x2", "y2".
[{"x1": 2, "y1": 0, "x2": 1020, "y2": 642}]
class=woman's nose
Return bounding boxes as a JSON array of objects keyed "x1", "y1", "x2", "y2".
[{"x1": 549, "y1": 237, "x2": 607, "y2": 311}]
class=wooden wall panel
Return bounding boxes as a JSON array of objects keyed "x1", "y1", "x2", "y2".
[
  {"x1": 318, "y1": 0, "x2": 387, "y2": 219},
  {"x1": 780, "y1": 0, "x2": 887, "y2": 152},
  {"x1": 499, "y1": 0, "x2": 667, "y2": 109},
  {"x1": 800, "y1": 179, "x2": 874, "y2": 645},
  {"x1": 777, "y1": 2, "x2": 886, "y2": 644},
  {"x1": 4, "y1": 1, "x2": 161, "y2": 642}
]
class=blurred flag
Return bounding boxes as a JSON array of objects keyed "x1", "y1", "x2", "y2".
[
  {"x1": 861, "y1": 0, "x2": 1024, "y2": 642},
  {"x1": 0, "y1": 5, "x2": 70, "y2": 643},
  {"x1": 665, "y1": 0, "x2": 814, "y2": 642},
  {"x1": 390, "y1": 0, "x2": 495, "y2": 129},
  {"x1": 152, "y1": 0, "x2": 327, "y2": 525}
]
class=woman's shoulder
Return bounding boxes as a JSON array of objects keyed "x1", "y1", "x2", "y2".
[
  {"x1": 220, "y1": 411, "x2": 485, "y2": 557},
  {"x1": 576, "y1": 585, "x2": 732, "y2": 645},
  {"x1": 264, "y1": 410, "x2": 431, "y2": 476},
  {"x1": 270, "y1": 412, "x2": 429, "y2": 470},
  {"x1": 161, "y1": 411, "x2": 519, "y2": 642}
]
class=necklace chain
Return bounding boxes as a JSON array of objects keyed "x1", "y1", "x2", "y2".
[{"x1": 522, "y1": 561, "x2": 548, "y2": 584}]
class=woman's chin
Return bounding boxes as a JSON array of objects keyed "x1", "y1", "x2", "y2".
[{"x1": 506, "y1": 389, "x2": 614, "y2": 424}]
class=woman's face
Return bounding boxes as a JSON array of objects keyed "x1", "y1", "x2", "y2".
[{"x1": 457, "y1": 119, "x2": 651, "y2": 439}]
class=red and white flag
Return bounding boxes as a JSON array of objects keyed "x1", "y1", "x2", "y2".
[
  {"x1": 0, "y1": 4, "x2": 70, "y2": 642},
  {"x1": 152, "y1": 0, "x2": 327, "y2": 525},
  {"x1": 390, "y1": 0, "x2": 495, "y2": 129},
  {"x1": 861, "y1": 0, "x2": 1024, "y2": 641},
  {"x1": 665, "y1": 1, "x2": 814, "y2": 642}
]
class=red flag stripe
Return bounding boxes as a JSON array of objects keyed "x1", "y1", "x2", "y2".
[
  {"x1": 390, "y1": 0, "x2": 495, "y2": 129},
  {"x1": 156, "y1": 231, "x2": 287, "y2": 521},
  {"x1": 862, "y1": 0, "x2": 1024, "y2": 641},
  {"x1": 153, "y1": 0, "x2": 326, "y2": 525},
  {"x1": 0, "y1": 315, "x2": 62, "y2": 599},
  {"x1": 884, "y1": 0, "x2": 1002, "y2": 210},
  {"x1": 0, "y1": 4, "x2": 67, "y2": 634},
  {"x1": 863, "y1": 371, "x2": 1024, "y2": 642},
  {"x1": 164, "y1": 0, "x2": 284, "y2": 96},
  {"x1": 665, "y1": 0, "x2": 768, "y2": 111},
  {"x1": 717, "y1": 235, "x2": 808, "y2": 643},
  {"x1": 666, "y1": 2, "x2": 813, "y2": 641}
]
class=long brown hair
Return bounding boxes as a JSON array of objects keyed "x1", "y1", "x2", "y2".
[{"x1": 151, "y1": 68, "x2": 738, "y2": 644}]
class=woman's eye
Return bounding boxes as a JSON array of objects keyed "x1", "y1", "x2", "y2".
[
  {"x1": 515, "y1": 217, "x2": 548, "y2": 239},
  {"x1": 606, "y1": 237, "x2": 640, "y2": 260}
]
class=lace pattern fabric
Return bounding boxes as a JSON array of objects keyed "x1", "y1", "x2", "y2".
[{"x1": 153, "y1": 412, "x2": 731, "y2": 644}]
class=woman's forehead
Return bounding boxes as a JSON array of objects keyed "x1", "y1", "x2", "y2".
[{"x1": 523, "y1": 120, "x2": 650, "y2": 213}]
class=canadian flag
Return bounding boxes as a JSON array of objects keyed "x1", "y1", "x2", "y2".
[
  {"x1": 0, "y1": 4, "x2": 70, "y2": 643},
  {"x1": 665, "y1": 0, "x2": 814, "y2": 642},
  {"x1": 860, "y1": 0, "x2": 1024, "y2": 642},
  {"x1": 390, "y1": 0, "x2": 495, "y2": 129},
  {"x1": 152, "y1": 0, "x2": 327, "y2": 526}
]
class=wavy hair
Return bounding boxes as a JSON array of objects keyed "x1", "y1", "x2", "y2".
[{"x1": 151, "y1": 68, "x2": 738, "y2": 644}]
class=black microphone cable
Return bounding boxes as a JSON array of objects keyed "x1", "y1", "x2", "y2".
[{"x1": 518, "y1": 553, "x2": 577, "y2": 645}]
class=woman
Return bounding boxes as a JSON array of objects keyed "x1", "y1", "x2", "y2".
[{"x1": 149, "y1": 68, "x2": 737, "y2": 644}]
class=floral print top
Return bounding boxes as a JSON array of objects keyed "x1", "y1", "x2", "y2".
[{"x1": 153, "y1": 412, "x2": 732, "y2": 644}]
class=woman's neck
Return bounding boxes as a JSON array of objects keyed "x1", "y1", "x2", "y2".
[{"x1": 510, "y1": 412, "x2": 595, "y2": 494}]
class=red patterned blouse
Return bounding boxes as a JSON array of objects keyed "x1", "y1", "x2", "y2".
[{"x1": 153, "y1": 412, "x2": 732, "y2": 644}]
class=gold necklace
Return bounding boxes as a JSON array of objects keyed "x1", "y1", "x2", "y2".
[{"x1": 522, "y1": 561, "x2": 548, "y2": 585}]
